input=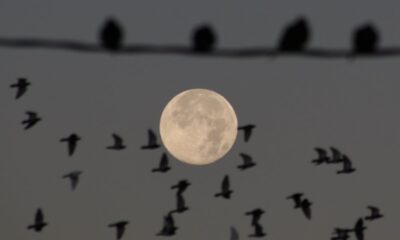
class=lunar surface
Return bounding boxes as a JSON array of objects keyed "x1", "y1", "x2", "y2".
[{"x1": 159, "y1": 89, "x2": 238, "y2": 165}]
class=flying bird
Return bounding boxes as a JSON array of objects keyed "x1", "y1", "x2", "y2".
[
  {"x1": 152, "y1": 153, "x2": 171, "y2": 173},
  {"x1": 337, "y1": 155, "x2": 356, "y2": 174},
  {"x1": 312, "y1": 148, "x2": 330, "y2": 165},
  {"x1": 249, "y1": 223, "x2": 266, "y2": 238},
  {"x1": 192, "y1": 24, "x2": 217, "y2": 52},
  {"x1": 230, "y1": 226, "x2": 239, "y2": 240},
  {"x1": 287, "y1": 193, "x2": 304, "y2": 208},
  {"x1": 300, "y1": 199, "x2": 312, "y2": 220},
  {"x1": 21, "y1": 111, "x2": 41, "y2": 130},
  {"x1": 171, "y1": 179, "x2": 191, "y2": 195},
  {"x1": 62, "y1": 170, "x2": 82, "y2": 191},
  {"x1": 157, "y1": 213, "x2": 178, "y2": 236},
  {"x1": 329, "y1": 147, "x2": 343, "y2": 164},
  {"x1": 365, "y1": 206, "x2": 383, "y2": 221},
  {"x1": 170, "y1": 193, "x2": 189, "y2": 214},
  {"x1": 60, "y1": 133, "x2": 81, "y2": 156},
  {"x1": 238, "y1": 153, "x2": 256, "y2": 170},
  {"x1": 107, "y1": 133, "x2": 126, "y2": 150},
  {"x1": 141, "y1": 129, "x2": 161, "y2": 149},
  {"x1": 27, "y1": 208, "x2": 48, "y2": 232},
  {"x1": 10, "y1": 78, "x2": 30, "y2": 99},
  {"x1": 100, "y1": 18, "x2": 124, "y2": 51},
  {"x1": 278, "y1": 17, "x2": 310, "y2": 52},
  {"x1": 215, "y1": 175, "x2": 233, "y2": 199},
  {"x1": 109, "y1": 221, "x2": 129, "y2": 240},
  {"x1": 238, "y1": 124, "x2": 256, "y2": 142},
  {"x1": 353, "y1": 218, "x2": 366, "y2": 240},
  {"x1": 352, "y1": 23, "x2": 379, "y2": 55},
  {"x1": 245, "y1": 208, "x2": 265, "y2": 226}
]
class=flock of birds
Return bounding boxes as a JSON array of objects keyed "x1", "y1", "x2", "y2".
[{"x1": 10, "y1": 79, "x2": 383, "y2": 240}]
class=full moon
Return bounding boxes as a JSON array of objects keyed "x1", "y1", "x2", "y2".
[{"x1": 159, "y1": 89, "x2": 238, "y2": 165}]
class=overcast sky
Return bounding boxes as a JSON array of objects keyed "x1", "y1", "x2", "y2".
[{"x1": 1, "y1": 0, "x2": 399, "y2": 239}]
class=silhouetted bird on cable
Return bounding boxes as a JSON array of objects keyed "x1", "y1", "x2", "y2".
[
  {"x1": 300, "y1": 198, "x2": 312, "y2": 220},
  {"x1": 365, "y1": 206, "x2": 383, "y2": 221},
  {"x1": 353, "y1": 218, "x2": 366, "y2": 240},
  {"x1": 278, "y1": 17, "x2": 310, "y2": 52},
  {"x1": 157, "y1": 213, "x2": 178, "y2": 236},
  {"x1": 27, "y1": 208, "x2": 48, "y2": 232},
  {"x1": 141, "y1": 129, "x2": 161, "y2": 149},
  {"x1": 328, "y1": 147, "x2": 343, "y2": 164},
  {"x1": 352, "y1": 23, "x2": 379, "y2": 55},
  {"x1": 249, "y1": 223, "x2": 266, "y2": 238},
  {"x1": 287, "y1": 193, "x2": 304, "y2": 208},
  {"x1": 10, "y1": 78, "x2": 30, "y2": 99},
  {"x1": 170, "y1": 193, "x2": 189, "y2": 214},
  {"x1": 62, "y1": 170, "x2": 82, "y2": 191},
  {"x1": 107, "y1": 133, "x2": 126, "y2": 150},
  {"x1": 60, "y1": 133, "x2": 81, "y2": 156},
  {"x1": 238, "y1": 153, "x2": 256, "y2": 170},
  {"x1": 312, "y1": 148, "x2": 330, "y2": 165},
  {"x1": 100, "y1": 18, "x2": 124, "y2": 51},
  {"x1": 108, "y1": 221, "x2": 129, "y2": 240},
  {"x1": 215, "y1": 175, "x2": 233, "y2": 199},
  {"x1": 230, "y1": 226, "x2": 239, "y2": 240},
  {"x1": 152, "y1": 153, "x2": 171, "y2": 173},
  {"x1": 245, "y1": 208, "x2": 265, "y2": 226},
  {"x1": 331, "y1": 228, "x2": 352, "y2": 240},
  {"x1": 192, "y1": 24, "x2": 217, "y2": 53},
  {"x1": 22, "y1": 111, "x2": 41, "y2": 130},
  {"x1": 238, "y1": 124, "x2": 256, "y2": 142},
  {"x1": 337, "y1": 155, "x2": 356, "y2": 174},
  {"x1": 171, "y1": 179, "x2": 191, "y2": 195}
]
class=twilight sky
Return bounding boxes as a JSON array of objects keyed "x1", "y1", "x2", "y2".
[{"x1": 1, "y1": 0, "x2": 399, "y2": 239}]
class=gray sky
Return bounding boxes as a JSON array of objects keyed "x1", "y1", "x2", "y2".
[{"x1": 1, "y1": 0, "x2": 399, "y2": 239}]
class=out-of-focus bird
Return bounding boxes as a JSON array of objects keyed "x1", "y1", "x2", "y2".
[
  {"x1": 192, "y1": 24, "x2": 217, "y2": 53},
  {"x1": 100, "y1": 18, "x2": 124, "y2": 51},
  {"x1": 171, "y1": 180, "x2": 191, "y2": 195},
  {"x1": 352, "y1": 218, "x2": 366, "y2": 240},
  {"x1": 152, "y1": 153, "x2": 171, "y2": 173},
  {"x1": 62, "y1": 170, "x2": 82, "y2": 191},
  {"x1": 300, "y1": 199, "x2": 312, "y2": 220},
  {"x1": 278, "y1": 17, "x2": 310, "y2": 52},
  {"x1": 170, "y1": 194, "x2": 189, "y2": 214},
  {"x1": 352, "y1": 23, "x2": 379, "y2": 55},
  {"x1": 60, "y1": 133, "x2": 81, "y2": 156},
  {"x1": 337, "y1": 155, "x2": 356, "y2": 174},
  {"x1": 287, "y1": 193, "x2": 304, "y2": 208},
  {"x1": 27, "y1": 208, "x2": 48, "y2": 232},
  {"x1": 331, "y1": 228, "x2": 352, "y2": 240},
  {"x1": 245, "y1": 208, "x2": 265, "y2": 226},
  {"x1": 238, "y1": 124, "x2": 256, "y2": 142},
  {"x1": 215, "y1": 175, "x2": 233, "y2": 199},
  {"x1": 249, "y1": 223, "x2": 266, "y2": 238},
  {"x1": 21, "y1": 111, "x2": 42, "y2": 130},
  {"x1": 328, "y1": 147, "x2": 343, "y2": 164},
  {"x1": 365, "y1": 206, "x2": 383, "y2": 221},
  {"x1": 230, "y1": 226, "x2": 239, "y2": 240},
  {"x1": 107, "y1": 133, "x2": 126, "y2": 150},
  {"x1": 10, "y1": 78, "x2": 30, "y2": 99},
  {"x1": 157, "y1": 213, "x2": 178, "y2": 236},
  {"x1": 108, "y1": 221, "x2": 129, "y2": 240},
  {"x1": 238, "y1": 153, "x2": 256, "y2": 170},
  {"x1": 141, "y1": 129, "x2": 161, "y2": 149},
  {"x1": 312, "y1": 148, "x2": 330, "y2": 165}
]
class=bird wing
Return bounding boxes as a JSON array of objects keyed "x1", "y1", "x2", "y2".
[
  {"x1": 148, "y1": 129, "x2": 157, "y2": 145},
  {"x1": 315, "y1": 148, "x2": 327, "y2": 158},
  {"x1": 26, "y1": 111, "x2": 37, "y2": 118},
  {"x1": 160, "y1": 153, "x2": 169, "y2": 168},
  {"x1": 230, "y1": 226, "x2": 239, "y2": 240},
  {"x1": 36, "y1": 209, "x2": 44, "y2": 223},
  {"x1": 16, "y1": 87, "x2": 27, "y2": 99},
  {"x1": 222, "y1": 175, "x2": 230, "y2": 192},
  {"x1": 68, "y1": 141, "x2": 76, "y2": 156},
  {"x1": 239, "y1": 153, "x2": 252, "y2": 164},
  {"x1": 301, "y1": 203, "x2": 312, "y2": 219},
  {"x1": 70, "y1": 175, "x2": 79, "y2": 190},
  {"x1": 243, "y1": 128, "x2": 252, "y2": 142},
  {"x1": 177, "y1": 194, "x2": 186, "y2": 209},
  {"x1": 117, "y1": 226, "x2": 125, "y2": 240},
  {"x1": 343, "y1": 156, "x2": 353, "y2": 169},
  {"x1": 113, "y1": 134, "x2": 123, "y2": 145},
  {"x1": 166, "y1": 214, "x2": 175, "y2": 229}
]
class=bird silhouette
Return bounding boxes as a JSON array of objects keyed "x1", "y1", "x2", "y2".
[
  {"x1": 100, "y1": 18, "x2": 124, "y2": 51},
  {"x1": 109, "y1": 221, "x2": 129, "y2": 240},
  {"x1": 287, "y1": 193, "x2": 304, "y2": 208},
  {"x1": 331, "y1": 228, "x2": 352, "y2": 240},
  {"x1": 337, "y1": 155, "x2": 356, "y2": 174},
  {"x1": 141, "y1": 129, "x2": 161, "y2": 149},
  {"x1": 300, "y1": 198, "x2": 312, "y2": 220},
  {"x1": 238, "y1": 153, "x2": 256, "y2": 170},
  {"x1": 171, "y1": 179, "x2": 191, "y2": 195},
  {"x1": 352, "y1": 218, "x2": 366, "y2": 240},
  {"x1": 21, "y1": 111, "x2": 41, "y2": 130},
  {"x1": 60, "y1": 133, "x2": 81, "y2": 156},
  {"x1": 312, "y1": 148, "x2": 330, "y2": 165},
  {"x1": 170, "y1": 193, "x2": 189, "y2": 214},
  {"x1": 352, "y1": 23, "x2": 379, "y2": 55},
  {"x1": 365, "y1": 206, "x2": 383, "y2": 221},
  {"x1": 27, "y1": 208, "x2": 48, "y2": 232},
  {"x1": 192, "y1": 24, "x2": 217, "y2": 53},
  {"x1": 215, "y1": 175, "x2": 233, "y2": 199},
  {"x1": 152, "y1": 153, "x2": 171, "y2": 173},
  {"x1": 238, "y1": 124, "x2": 256, "y2": 142},
  {"x1": 249, "y1": 223, "x2": 266, "y2": 238},
  {"x1": 62, "y1": 170, "x2": 82, "y2": 191},
  {"x1": 278, "y1": 17, "x2": 310, "y2": 52},
  {"x1": 157, "y1": 213, "x2": 178, "y2": 236},
  {"x1": 245, "y1": 208, "x2": 265, "y2": 226},
  {"x1": 10, "y1": 78, "x2": 30, "y2": 99},
  {"x1": 230, "y1": 226, "x2": 239, "y2": 240},
  {"x1": 107, "y1": 133, "x2": 126, "y2": 150},
  {"x1": 328, "y1": 147, "x2": 343, "y2": 164}
]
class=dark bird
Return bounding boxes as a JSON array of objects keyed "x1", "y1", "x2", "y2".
[
  {"x1": 337, "y1": 155, "x2": 356, "y2": 174},
  {"x1": 60, "y1": 133, "x2": 81, "y2": 156},
  {"x1": 141, "y1": 129, "x2": 161, "y2": 149},
  {"x1": 21, "y1": 111, "x2": 41, "y2": 130},
  {"x1": 27, "y1": 208, "x2": 48, "y2": 232},
  {"x1": 62, "y1": 170, "x2": 82, "y2": 191},
  {"x1": 365, "y1": 206, "x2": 383, "y2": 221},
  {"x1": 300, "y1": 198, "x2": 312, "y2": 220},
  {"x1": 238, "y1": 124, "x2": 256, "y2": 142},
  {"x1": 353, "y1": 218, "x2": 366, "y2": 240},
  {"x1": 157, "y1": 213, "x2": 178, "y2": 236},
  {"x1": 278, "y1": 17, "x2": 310, "y2": 52},
  {"x1": 108, "y1": 221, "x2": 129, "y2": 240},
  {"x1": 107, "y1": 133, "x2": 126, "y2": 150},
  {"x1": 192, "y1": 24, "x2": 217, "y2": 53},
  {"x1": 152, "y1": 153, "x2": 171, "y2": 173},
  {"x1": 328, "y1": 147, "x2": 343, "y2": 164},
  {"x1": 170, "y1": 193, "x2": 189, "y2": 214},
  {"x1": 249, "y1": 223, "x2": 266, "y2": 238},
  {"x1": 245, "y1": 208, "x2": 265, "y2": 226},
  {"x1": 312, "y1": 148, "x2": 330, "y2": 165},
  {"x1": 352, "y1": 23, "x2": 379, "y2": 55},
  {"x1": 215, "y1": 175, "x2": 233, "y2": 199},
  {"x1": 331, "y1": 228, "x2": 352, "y2": 240},
  {"x1": 287, "y1": 193, "x2": 304, "y2": 208},
  {"x1": 10, "y1": 78, "x2": 30, "y2": 99},
  {"x1": 171, "y1": 179, "x2": 191, "y2": 195},
  {"x1": 237, "y1": 153, "x2": 256, "y2": 170},
  {"x1": 100, "y1": 18, "x2": 124, "y2": 51},
  {"x1": 230, "y1": 226, "x2": 239, "y2": 240}
]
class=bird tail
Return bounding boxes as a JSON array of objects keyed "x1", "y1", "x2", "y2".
[{"x1": 152, "y1": 168, "x2": 160, "y2": 172}]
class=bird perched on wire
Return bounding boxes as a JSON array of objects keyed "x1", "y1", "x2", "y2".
[
  {"x1": 278, "y1": 17, "x2": 310, "y2": 53},
  {"x1": 108, "y1": 220, "x2": 129, "y2": 240},
  {"x1": 10, "y1": 78, "x2": 31, "y2": 99},
  {"x1": 238, "y1": 124, "x2": 256, "y2": 142},
  {"x1": 152, "y1": 153, "x2": 171, "y2": 173},
  {"x1": 100, "y1": 18, "x2": 124, "y2": 51},
  {"x1": 192, "y1": 24, "x2": 217, "y2": 53},
  {"x1": 107, "y1": 133, "x2": 126, "y2": 150},
  {"x1": 21, "y1": 111, "x2": 42, "y2": 130},
  {"x1": 157, "y1": 213, "x2": 178, "y2": 236},
  {"x1": 141, "y1": 129, "x2": 161, "y2": 149},
  {"x1": 27, "y1": 208, "x2": 48, "y2": 232},
  {"x1": 62, "y1": 170, "x2": 83, "y2": 191},
  {"x1": 365, "y1": 206, "x2": 383, "y2": 221},
  {"x1": 60, "y1": 133, "x2": 81, "y2": 156},
  {"x1": 352, "y1": 23, "x2": 380, "y2": 55},
  {"x1": 215, "y1": 175, "x2": 233, "y2": 199}
]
